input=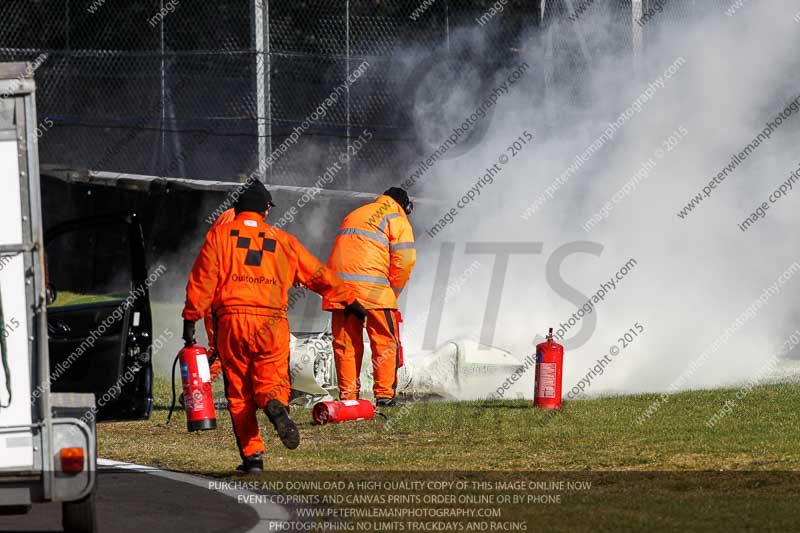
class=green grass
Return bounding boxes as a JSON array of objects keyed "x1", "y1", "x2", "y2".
[
  {"x1": 97, "y1": 380, "x2": 800, "y2": 531},
  {"x1": 50, "y1": 291, "x2": 123, "y2": 307},
  {"x1": 100, "y1": 379, "x2": 800, "y2": 472}
]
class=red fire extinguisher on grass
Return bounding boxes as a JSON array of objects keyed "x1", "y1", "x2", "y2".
[
  {"x1": 167, "y1": 344, "x2": 217, "y2": 432},
  {"x1": 312, "y1": 400, "x2": 375, "y2": 425},
  {"x1": 534, "y1": 328, "x2": 564, "y2": 410}
]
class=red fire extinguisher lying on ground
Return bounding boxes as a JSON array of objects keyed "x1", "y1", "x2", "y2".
[
  {"x1": 312, "y1": 399, "x2": 376, "y2": 425},
  {"x1": 534, "y1": 328, "x2": 564, "y2": 410},
  {"x1": 310, "y1": 311, "x2": 405, "y2": 425},
  {"x1": 167, "y1": 343, "x2": 217, "y2": 431}
]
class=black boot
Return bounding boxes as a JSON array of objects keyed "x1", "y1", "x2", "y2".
[
  {"x1": 236, "y1": 452, "x2": 263, "y2": 474},
  {"x1": 375, "y1": 397, "x2": 396, "y2": 407},
  {"x1": 265, "y1": 399, "x2": 300, "y2": 450}
]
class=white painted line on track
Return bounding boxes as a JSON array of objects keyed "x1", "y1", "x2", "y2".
[{"x1": 99, "y1": 458, "x2": 292, "y2": 532}]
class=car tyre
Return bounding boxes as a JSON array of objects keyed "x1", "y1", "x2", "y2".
[{"x1": 62, "y1": 490, "x2": 97, "y2": 533}]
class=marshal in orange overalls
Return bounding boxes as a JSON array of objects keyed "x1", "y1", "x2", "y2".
[
  {"x1": 323, "y1": 193, "x2": 416, "y2": 401},
  {"x1": 183, "y1": 211, "x2": 354, "y2": 458}
]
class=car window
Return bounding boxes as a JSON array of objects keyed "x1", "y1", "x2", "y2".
[{"x1": 47, "y1": 223, "x2": 133, "y2": 308}]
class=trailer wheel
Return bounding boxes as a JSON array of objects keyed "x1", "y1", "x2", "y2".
[{"x1": 62, "y1": 491, "x2": 97, "y2": 533}]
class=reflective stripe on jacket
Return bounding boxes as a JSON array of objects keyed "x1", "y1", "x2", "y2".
[{"x1": 323, "y1": 195, "x2": 416, "y2": 310}]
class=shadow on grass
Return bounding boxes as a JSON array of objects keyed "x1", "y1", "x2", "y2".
[{"x1": 476, "y1": 403, "x2": 532, "y2": 410}]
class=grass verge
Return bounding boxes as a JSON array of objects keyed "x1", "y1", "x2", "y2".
[
  {"x1": 97, "y1": 380, "x2": 800, "y2": 531},
  {"x1": 99, "y1": 379, "x2": 800, "y2": 472}
]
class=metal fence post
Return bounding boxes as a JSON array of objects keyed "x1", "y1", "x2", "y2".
[
  {"x1": 632, "y1": 0, "x2": 643, "y2": 77},
  {"x1": 254, "y1": 0, "x2": 267, "y2": 183},
  {"x1": 160, "y1": 0, "x2": 166, "y2": 176},
  {"x1": 346, "y1": 0, "x2": 351, "y2": 190},
  {"x1": 265, "y1": 0, "x2": 272, "y2": 182},
  {"x1": 445, "y1": 0, "x2": 450, "y2": 51}
]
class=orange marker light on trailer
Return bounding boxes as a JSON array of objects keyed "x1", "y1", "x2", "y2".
[{"x1": 60, "y1": 447, "x2": 85, "y2": 474}]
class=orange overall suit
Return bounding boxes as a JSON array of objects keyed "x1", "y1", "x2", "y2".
[
  {"x1": 183, "y1": 212, "x2": 354, "y2": 458},
  {"x1": 323, "y1": 194, "x2": 416, "y2": 401}
]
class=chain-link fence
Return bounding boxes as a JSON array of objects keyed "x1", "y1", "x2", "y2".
[{"x1": 0, "y1": 0, "x2": 724, "y2": 192}]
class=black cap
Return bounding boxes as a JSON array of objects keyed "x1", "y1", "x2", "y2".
[
  {"x1": 383, "y1": 187, "x2": 413, "y2": 215},
  {"x1": 234, "y1": 182, "x2": 275, "y2": 214}
]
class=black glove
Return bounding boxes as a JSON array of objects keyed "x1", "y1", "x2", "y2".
[
  {"x1": 344, "y1": 300, "x2": 367, "y2": 322},
  {"x1": 182, "y1": 319, "x2": 196, "y2": 346}
]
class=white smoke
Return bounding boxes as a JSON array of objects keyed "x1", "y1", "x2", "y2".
[{"x1": 400, "y1": 1, "x2": 800, "y2": 397}]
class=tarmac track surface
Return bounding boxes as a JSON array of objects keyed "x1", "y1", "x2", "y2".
[{"x1": 0, "y1": 460, "x2": 288, "y2": 533}]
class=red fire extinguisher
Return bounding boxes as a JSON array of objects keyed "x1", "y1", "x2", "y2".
[
  {"x1": 312, "y1": 400, "x2": 375, "y2": 425},
  {"x1": 167, "y1": 344, "x2": 217, "y2": 432},
  {"x1": 534, "y1": 328, "x2": 564, "y2": 410},
  {"x1": 394, "y1": 310, "x2": 404, "y2": 367}
]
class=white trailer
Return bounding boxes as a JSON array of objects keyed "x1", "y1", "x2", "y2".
[{"x1": 0, "y1": 62, "x2": 97, "y2": 533}]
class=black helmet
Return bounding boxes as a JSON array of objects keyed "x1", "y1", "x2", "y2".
[
  {"x1": 383, "y1": 187, "x2": 413, "y2": 215},
  {"x1": 234, "y1": 182, "x2": 275, "y2": 214}
]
